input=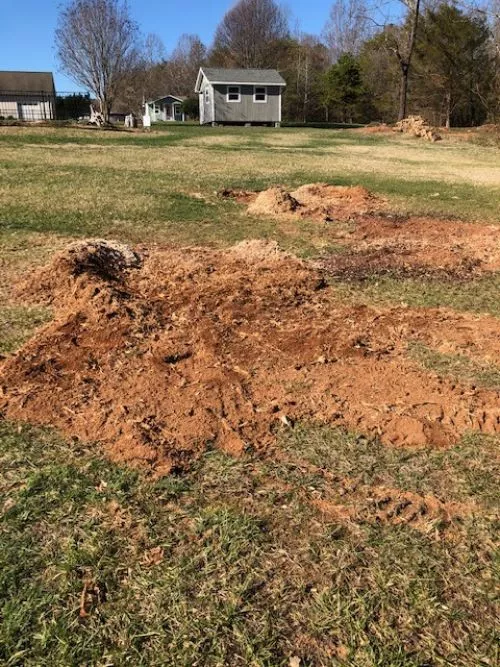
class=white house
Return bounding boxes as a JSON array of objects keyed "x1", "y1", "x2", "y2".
[
  {"x1": 144, "y1": 95, "x2": 186, "y2": 122},
  {"x1": 0, "y1": 71, "x2": 56, "y2": 121}
]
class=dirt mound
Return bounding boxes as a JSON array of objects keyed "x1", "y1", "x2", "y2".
[
  {"x1": 240, "y1": 183, "x2": 385, "y2": 222},
  {"x1": 21, "y1": 239, "x2": 143, "y2": 304},
  {"x1": 226, "y1": 239, "x2": 293, "y2": 263},
  {"x1": 394, "y1": 116, "x2": 442, "y2": 142},
  {"x1": 247, "y1": 186, "x2": 300, "y2": 216},
  {"x1": 1, "y1": 241, "x2": 499, "y2": 474},
  {"x1": 291, "y1": 183, "x2": 385, "y2": 218}
]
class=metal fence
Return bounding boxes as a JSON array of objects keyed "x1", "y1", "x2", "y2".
[{"x1": 0, "y1": 90, "x2": 91, "y2": 121}]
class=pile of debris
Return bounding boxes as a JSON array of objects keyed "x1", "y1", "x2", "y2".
[
  {"x1": 1, "y1": 238, "x2": 499, "y2": 475},
  {"x1": 394, "y1": 116, "x2": 442, "y2": 142}
]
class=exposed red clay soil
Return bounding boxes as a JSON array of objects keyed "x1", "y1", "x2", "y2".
[
  {"x1": 311, "y1": 487, "x2": 468, "y2": 533},
  {"x1": 261, "y1": 452, "x2": 472, "y2": 534},
  {"x1": 1, "y1": 239, "x2": 499, "y2": 476},
  {"x1": 317, "y1": 247, "x2": 484, "y2": 281},
  {"x1": 223, "y1": 184, "x2": 500, "y2": 274},
  {"x1": 222, "y1": 182, "x2": 386, "y2": 221},
  {"x1": 323, "y1": 213, "x2": 500, "y2": 276},
  {"x1": 356, "y1": 123, "x2": 393, "y2": 135},
  {"x1": 346, "y1": 216, "x2": 500, "y2": 272}
]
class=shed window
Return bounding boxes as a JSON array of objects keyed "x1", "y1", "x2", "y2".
[
  {"x1": 204, "y1": 87, "x2": 210, "y2": 104},
  {"x1": 254, "y1": 86, "x2": 267, "y2": 103},
  {"x1": 227, "y1": 86, "x2": 241, "y2": 102}
]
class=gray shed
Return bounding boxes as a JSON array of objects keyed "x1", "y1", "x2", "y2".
[{"x1": 195, "y1": 68, "x2": 286, "y2": 126}]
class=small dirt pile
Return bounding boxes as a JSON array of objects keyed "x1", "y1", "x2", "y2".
[
  {"x1": 217, "y1": 188, "x2": 255, "y2": 204},
  {"x1": 225, "y1": 183, "x2": 386, "y2": 222},
  {"x1": 394, "y1": 116, "x2": 442, "y2": 142},
  {"x1": 291, "y1": 183, "x2": 383, "y2": 219},
  {"x1": 247, "y1": 186, "x2": 300, "y2": 216},
  {"x1": 20, "y1": 239, "x2": 143, "y2": 304},
  {"x1": 226, "y1": 239, "x2": 293, "y2": 263},
  {"x1": 357, "y1": 123, "x2": 392, "y2": 135},
  {"x1": 1, "y1": 240, "x2": 499, "y2": 474}
]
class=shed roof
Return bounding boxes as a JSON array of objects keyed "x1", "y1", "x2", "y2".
[
  {"x1": 0, "y1": 71, "x2": 55, "y2": 94},
  {"x1": 195, "y1": 68, "x2": 286, "y2": 91}
]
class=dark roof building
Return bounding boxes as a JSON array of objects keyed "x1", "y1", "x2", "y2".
[{"x1": 0, "y1": 71, "x2": 56, "y2": 121}]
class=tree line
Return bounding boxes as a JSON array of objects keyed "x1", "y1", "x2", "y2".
[{"x1": 56, "y1": 0, "x2": 500, "y2": 126}]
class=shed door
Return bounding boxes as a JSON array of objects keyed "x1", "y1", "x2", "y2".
[{"x1": 18, "y1": 102, "x2": 38, "y2": 121}]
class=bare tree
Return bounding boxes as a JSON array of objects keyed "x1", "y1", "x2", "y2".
[
  {"x1": 168, "y1": 34, "x2": 207, "y2": 95},
  {"x1": 323, "y1": 0, "x2": 372, "y2": 62},
  {"x1": 211, "y1": 0, "x2": 289, "y2": 68},
  {"x1": 56, "y1": 0, "x2": 140, "y2": 121},
  {"x1": 113, "y1": 33, "x2": 165, "y2": 115},
  {"x1": 390, "y1": 0, "x2": 422, "y2": 120},
  {"x1": 374, "y1": 0, "x2": 423, "y2": 120}
]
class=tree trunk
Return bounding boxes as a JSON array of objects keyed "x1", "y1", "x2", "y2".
[
  {"x1": 303, "y1": 53, "x2": 309, "y2": 123},
  {"x1": 398, "y1": 64, "x2": 409, "y2": 121},
  {"x1": 397, "y1": 0, "x2": 422, "y2": 121},
  {"x1": 445, "y1": 90, "x2": 451, "y2": 129},
  {"x1": 100, "y1": 98, "x2": 111, "y2": 123}
]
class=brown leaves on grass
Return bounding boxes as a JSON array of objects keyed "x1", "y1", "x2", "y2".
[{"x1": 79, "y1": 577, "x2": 106, "y2": 618}]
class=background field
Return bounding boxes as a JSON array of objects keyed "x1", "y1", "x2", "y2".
[{"x1": 0, "y1": 125, "x2": 499, "y2": 666}]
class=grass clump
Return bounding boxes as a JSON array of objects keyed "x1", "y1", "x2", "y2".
[
  {"x1": 333, "y1": 273, "x2": 500, "y2": 317},
  {"x1": 409, "y1": 341, "x2": 500, "y2": 390},
  {"x1": 0, "y1": 305, "x2": 51, "y2": 354}
]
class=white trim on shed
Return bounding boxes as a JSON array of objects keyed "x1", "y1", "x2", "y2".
[
  {"x1": 253, "y1": 86, "x2": 267, "y2": 103},
  {"x1": 226, "y1": 85, "x2": 241, "y2": 103}
]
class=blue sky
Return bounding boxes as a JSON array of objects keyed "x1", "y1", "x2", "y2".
[{"x1": 0, "y1": 0, "x2": 339, "y2": 92}]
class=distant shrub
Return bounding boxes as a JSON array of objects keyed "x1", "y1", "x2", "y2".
[{"x1": 182, "y1": 96, "x2": 199, "y2": 120}]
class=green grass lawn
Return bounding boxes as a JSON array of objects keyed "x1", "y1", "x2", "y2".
[
  {"x1": 1, "y1": 422, "x2": 498, "y2": 666},
  {"x1": 0, "y1": 124, "x2": 499, "y2": 666}
]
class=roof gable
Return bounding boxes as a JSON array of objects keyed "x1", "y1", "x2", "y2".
[
  {"x1": 148, "y1": 94, "x2": 185, "y2": 104},
  {"x1": 0, "y1": 71, "x2": 55, "y2": 94},
  {"x1": 195, "y1": 68, "x2": 286, "y2": 92}
]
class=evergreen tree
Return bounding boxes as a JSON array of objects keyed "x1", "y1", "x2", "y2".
[
  {"x1": 322, "y1": 53, "x2": 365, "y2": 122},
  {"x1": 415, "y1": 3, "x2": 491, "y2": 127}
]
